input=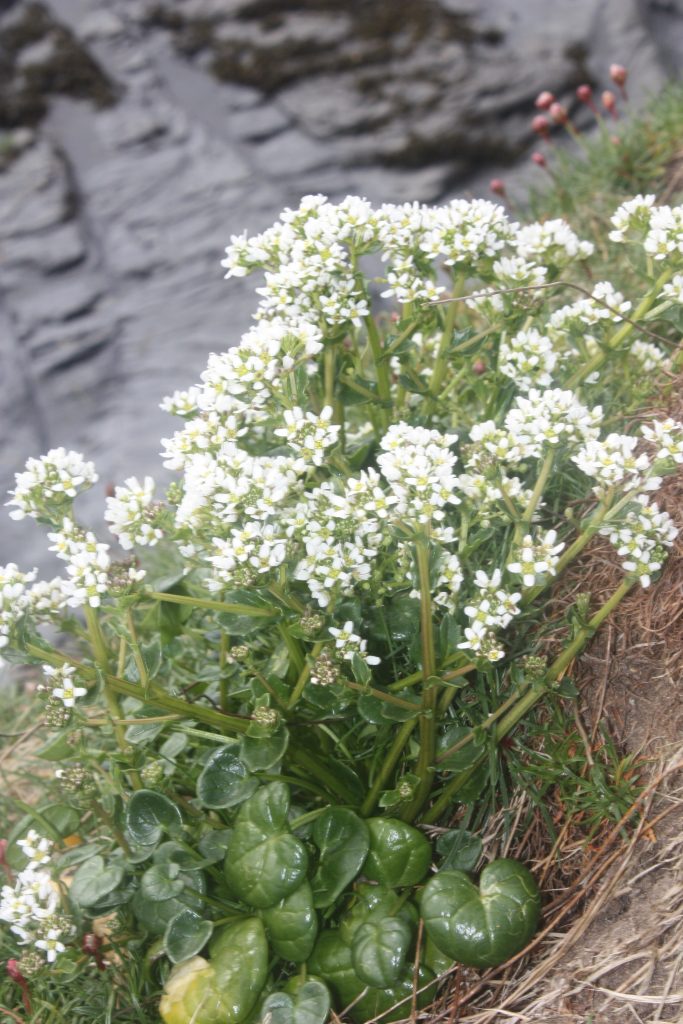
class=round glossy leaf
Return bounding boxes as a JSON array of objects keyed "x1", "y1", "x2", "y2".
[
  {"x1": 347, "y1": 966, "x2": 436, "y2": 1024},
  {"x1": 134, "y1": 872, "x2": 206, "y2": 936},
  {"x1": 197, "y1": 749, "x2": 258, "y2": 810},
  {"x1": 311, "y1": 808, "x2": 369, "y2": 908},
  {"x1": 307, "y1": 931, "x2": 358, "y2": 1004},
  {"x1": 209, "y1": 918, "x2": 269, "y2": 1019},
  {"x1": 70, "y1": 856, "x2": 125, "y2": 907},
  {"x1": 436, "y1": 829, "x2": 482, "y2": 872},
  {"x1": 198, "y1": 829, "x2": 232, "y2": 865},
  {"x1": 224, "y1": 783, "x2": 308, "y2": 908},
  {"x1": 260, "y1": 979, "x2": 330, "y2": 1024},
  {"x1": 350, "y1": 916, "x2": 411, "y2": 988},
  {"x1": 339, "y1": 884, "x2": 418, "y2": 946},
  {"x1": 363, "y1": 818, "x2": 431, "y2": 887},
  {"x1": 261, "y1": 881, "x2": 317, "y2": 962},
  {"x1": 126, "y1": 790, "x2": 182, "y2": 847},
  {"x1": 420, "y1": 859, "x2": 541, "y2": 968},
  {"x1": 239, "y1": 725, "x2": 289, "y2": 772},
  {"x1": 164, "y1": 908, "x2": 214, "y2": 964},
  {"x1": 141, "y1": 862, "x2": 184, "y2": 901},
  {"x1": 437, "y1": 726, "x2": 481, "y2": 772}
]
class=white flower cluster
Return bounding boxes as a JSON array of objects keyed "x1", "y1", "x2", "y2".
[
  {"x1": 608, "y1": 195, "x2": 656, "y2": 243},
  {"x1": 458, "y1": 569, "x2": 522, "y2": 662},
  {"x1": 609, "y1": 195, "x2": 683, "y2": 264},
  {"x1": 273, "y1": 406, "x2": 341, "y2": 466},
  {"x1": 0, "y1": 563, "x2": 37, "y2": 649},
  {"x1": 572, "y1": 434, "x2": 655, "y2": 496},
  {"x1": 661, "y1": 273, "x2": 683, "y2": 304},
  {"x1": 0, "y1": 831, "x2": 68, "y2": 963},
  {"x1": 548, "y1": 281, "x2": 631, "y2": 335},
  {"x1": 377, "y1": 423, "x2": 460, "y2": 526},
  {"x1": 498, "y1": 328, "x2": 558, "y2": 390},
  {"x1": 329, "y1": 620, "x2": 380, "y2": 671},
  {"x1": 207, "y1": 522, "x2": 287, "y2": 589},
  {"x1": 641, "y1": 418, "x2": 683, "y2": 464},
  {"x1": 41, "y1": 664, "x2": 87, "y2": 708},
  {"x1": 104, "y1": 476, "x2": 163, "y2": 550},
  {"x1": 47, "y1": 519, "x2": 112, "y2": 609},
  {"x1": 6, "y1": 449, "x2": 97, "y2": 522},
  {"x1": 601, "y1": 496, "x2": 678, "y2": 588},
  {"x1": 515, "y1": 219, "x2": 594, "y2": 266}
]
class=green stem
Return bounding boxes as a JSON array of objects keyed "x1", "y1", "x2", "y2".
[
  {"x1": 360, "y1": 719, "x2": 418, "y2": 817},
  {"x1": 126, "y1": 609, "x2": 149, "y2": 694},
  {"x1": 402, "y1": 538, "x2": 438, "y2": 821},
  {"x1": 429, "y1": 300, "x2": 457, "y2": 397},
  {"x1": 277, "y1": 623, "x2": 306, "y2": 678},
  {"x1": 85, "y1": 607, "x2": 142, "y2": 791},
  {"x1": 344, "y1": 680, "x2": 421, "y2": 711},
  {"x1": 514, "y1": 450, "x2": 554, "y2": 544},
  {"x1": 422, "y1": 578, "x2": 634, "y2": 824},
  {"x1": 365, "y1": 315, "x2": 392, "y2": 429},
  {"x1": 146, "y1": 591, "x2": 277, "y2": 618},
  {"x1": 286, "y1": 642, "x2": 323, "y2": 710}
]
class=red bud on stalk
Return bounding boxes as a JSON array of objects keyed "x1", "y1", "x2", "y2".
[
  {"x1": 531, "y1": 151, "x2": 547, "y2": 168},
  {"x1": 576, "y1": 84, "x2": 598, "y2": 113},
  {"x1": 472, "y1": 359, "x2": 487, "y2": 375},
  {"x1": 549, "y1": 102, "x2": 569, "y2": 125},
  {"x1": 82, "y1": 933, "x2": 106, "y2": 971},
  {"x1": 534, "y1": 90, "x2": 555, "y2": 110},
  {"x1": 489, "y1": 178, "x2": 506, "y2": 198},
  {"x1": 609, "y1": 63, "x2": 628, "y2": 99},
  {"x1": 7, "y1": 960, "x2": 32, "y2": 1013},
  {"x1": 531, "y1": 114, "x2": 551, "y2": 139},
  {"x1": 601, "y1": 89, "x2": 618, "y2": 119}
]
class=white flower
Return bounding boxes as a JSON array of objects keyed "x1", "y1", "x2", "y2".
[
  {"x1": 35, "y1": 928, "x2": 66, "y2": 963},
  {"x1": 0, "y1": 563, "x2": 37, "y2": 649},
  {"x1": 16, "y1": 830, "x2": 53, "y2": 868},
  {"x1": 105, "y1": 476, "x2": 163, "y2": 550},
  {"x1": 641, "y1": 419, "x2": 683, "y2": 464},
  {"x1": 608, "y1": 195, "x2": 655, "y2": 243},
  {"x1": 643, "y1": 204, "x2": 683, "y2": 262},
  {"x1": 6, "y1": 449, "x2": 97, "y2": 521},
  {"x1": 273, "y1": 406, "x2": 341, "y2": 466},
  {"x1": 660, "y1": 273, "x2": 683, "y2": 304},
  {"x1": 42, "y1": 664, "x2": 87, "y2": 708},
  {"x1": 515, "y1": 219, "x2": 594, "y2": 266},
  {"x1": 572, "y1": 434, "x2": 652, "y2": 494},
  {"x1": 498, "y1": 328, "x2": 558, "y2": 390},
  {"x1": 507, "y1": 530, "x2": 564, "y2": 587},
  {"x1": 328, "y1": 621, "x2": 380, "y2": 666}
]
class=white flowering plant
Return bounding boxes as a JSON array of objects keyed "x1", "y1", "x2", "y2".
[{"x1": 1, "y1": 191, "x2": 682, "y2": 1023}]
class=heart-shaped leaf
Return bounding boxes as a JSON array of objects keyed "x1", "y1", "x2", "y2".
[
  {"x1": 239, "y1": 725, "x2": 289, "y2": 772},
  {"x1": 224, "y1": 783, "x2": 308, "y2": 908},
  {"x1": 363, "y1": 818, "x2": 431, "y2": 888},
  {"x1": 70, "y1": 856, "x2": 125, "y2": 907},
  {"x1": 420, "y1": 859, "x2": 541, "y2": 968},
  {"x1": 262, "y1": 882, "x2": 318, "y2": 962},
  {"x1": 351, "y1": 916, "x2": 412, "y2": 988},
  {"x1": 261, "y1": 978, "x2": 330, "y2": 1024},
  {"x1": 436, "y1": 829, "x2": 482, "y2": 872},
  {"x1": 126, "y1": 790, "x2": 182, "y2": 847},
  {"x1": 311, "y1": 808, "x2": 369, "y2": 908},
  {"x1": 141, "y1": 862, "x2": 184, "y2": 901},
  {"x1": 164, "y1": 908, "x2": 213, "y2": 964},
  {"x1": 197, "y1": 749, "x2": 258, "y2": 809},
  {"x1": 339, "y1": 884, "x2": 418, "y2": 946}
]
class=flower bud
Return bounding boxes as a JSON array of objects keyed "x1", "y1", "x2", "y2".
[
  {"x1": 531, "y1": 151, "x2": 547, "y2": 168},
  {"x1": 549, "y1": 102, "x2": 568, "y2": 125},
  {"x1": 83, "y1": 932, "x2": 106, "y2": 970},
  {"x1": 531, "y1": 114, "x2": 551, "y2": 139},
  {"x1": 7, "y1": 959, "x2": 25, "y2": 984},
  {"x1": 489, "y1": 178, "x2": 506, "y2": 197},
  {"x1": 601, "y1": 90, "x2": 618, "y2": 119},
  {"x1": 576, "y1": 84, "x2": 593, "y2": 104},
  {"x1": 609, "y1": 63, "x2": 627, "y2": 87},
  {"x1": 534, "y1": 90, "x2": 555, "y2": 110},
  {"x1": 472, "y1": 359, "x2": 487, "y2": 376}
]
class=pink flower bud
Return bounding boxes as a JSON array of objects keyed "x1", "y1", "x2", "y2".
[
  {"x1": 534, "y1": 91, "x2": 555, "y2": 110},
  {"x1": 531, "y1": 151, "x2": 547, "y2": 168},
  {"x1": 472, "y1": 359, "x2": 487, "y2": 376},
  {"x1": 576, "y1": 84, "x2": 592, "y2": 103},
  {"x1": 83, "y1": 933, "x2": 106, "y2": 970},
  {"x1": 7, "y1": 960, "x2": 24, "y2": 984},
  {"x1": 609, "y1": 64, "x2": 627, "y2": 87},
  {"x1": 549, "y1": 102, "x2": 569, "y2": 125},
  {"x1": 531, "y1": 114, "x2": 551, "y2": 139},
  {"x1": 601, "y1": 90, "x2": 618, "y2": 119},
  {"x1": 489, "y1": 178, "x2": 506, "y2": 197}
]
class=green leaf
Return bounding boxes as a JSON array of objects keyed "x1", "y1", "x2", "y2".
[
  {"x1": 164, "y1": 909, "x2": 213, "y2": 964},
  {"x1": 134, "y1": 871, "x2": 206, "y2": 936},
  {"x1": 35, "y1": 731, "x2": 74, "y2": 761},
  {"x1": 261, "y1": 881, "x2": 318, "y2": 962},
  {"x1": 363, "y1": 818, "x2": 432, "y2": 888},
  {"x1": 437, "y1": 726, "x2": 481, "y2": 772},
  {"x1": 351, "y1": 916, "x2": 412, "y2": 988},
  {"x1": 141, "y1": 862, "x2": 184, "y2": 901},
  {"x1": 70, "y1": 856, "x2": 125, "y2": 907},
  {"x1": 260, "y1": 980, "x2": 330, "y2": 1024},
  {"x1": 350, "y1": 653, "x2": 371, "y2": 685},
  {"x1": 216, "y1": 589, "x2": 278, "y2": 636},
  {"x1": 311, "y1": 808, "x2": 369, "y2": 908},
  {"x1": 339, "y1": 883, "x2": 418, "y2": 946},
  {"x1": 126, "y1": 790, "x2": 183, "y2": 847},
  {"x1": 196, "y1": 749, "x2": 258, "y2": 809},
  {"x1": 420, "y1": 859, "x2": 541, "y2": 968},
  {"x1": 239, "y1": 725, "x2": 289, "y2": 772},
  {"x1": 198, "y1": 829, "x2": 232, "y2": 865},
  {"x1": 436, "y1": 829, "x2": 483, "y2": 872},
  {"x1": 138, "y1": 543, "x2": 188, "y2": 592},
  {"x1": 224, "y1": 783, "x2": 309, "y2": 908}
]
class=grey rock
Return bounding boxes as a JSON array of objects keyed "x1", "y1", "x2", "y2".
[
  {"x1": 16, "y1": 34, "x2": 60, "y2": 70},
  {"x1": 0, "y1": 142, "x2": 69, "y2": 239},
  {"x1": 9, "y1": 276, "x2": 103, "y2": 336},
  {"x1": 227, "y1": 102, "x2": 290, "y2": 141},
  {"x1": 96, "y1": 105, "x2": 169, "y2": 148},
  {"x1": 1, "y1": 222, "x2": 86, "y2": 277},
  {"x1": 77, "y1": 10, "x2": 125, "y2": 40},
  {"x1": 253, "y1": 129, "x2": 333, "y2": 177}
]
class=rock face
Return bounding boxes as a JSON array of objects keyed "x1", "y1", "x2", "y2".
[{"x1": 0, "y1": 0, "x2": 681, "y2": 567}]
